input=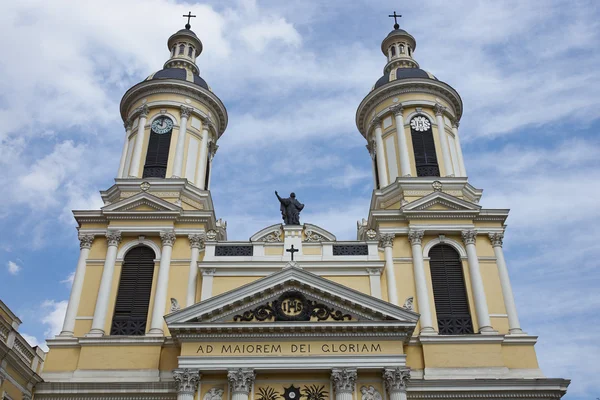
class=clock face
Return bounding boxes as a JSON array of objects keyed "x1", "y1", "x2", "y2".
[{"x1": 151, "y1": 117, "x2": 173, "y2": 134}]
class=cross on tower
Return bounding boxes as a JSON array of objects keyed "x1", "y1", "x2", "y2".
[
  {"x1": 183, "y1": 11, "x2": 196, "y2": 29},
  {"x1": 388, "y1": 11, "x2": 402, "y2": 30},
  {"x1": 286, "y1": 245, "x2": 299, "y2": 261}
]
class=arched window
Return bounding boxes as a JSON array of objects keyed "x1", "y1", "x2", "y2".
[
  {"x1": 188, "y1": 46, "x2": 194, "y2": 57},
  {"x1": 391, "y1": 46, "x2": 396, "y2": 56},
  {"x1": 172, "y1": 46, "x2": 176, "y2": 56},
  {"x1": 410, "y1": 115, "x2": 440, "y2": 176},
  {"x1": 179, "y1": 44, "x2": 185, "y2": 55},
  {"x1": 399, "y1": 44, "x2": 405, "y2": 54},
  {"x1": 110, "y1": 246, "x2": 156, "y2": 336},
  {"x1": 408, "y1": 47, "x2": 412, "y2": 56},
  {"x1": 143, "y1": 117, "x2": 173, "y2": 178},
  {"x1": 429, "y1": 244, "x2": 474, "y2": 335}
]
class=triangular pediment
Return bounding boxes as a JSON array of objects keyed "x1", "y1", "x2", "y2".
[
  {"x1": 102, "y1": 192, "x2": 182, "y2": 213},
  {"x1": 166, "y1": 265, "x2": 419, "y2": 330},
  {"x1": 403, "y1": 191, "x2": 481, "y2": 212}
]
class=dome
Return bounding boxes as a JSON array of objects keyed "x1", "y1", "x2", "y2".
[
  {"x1": 373, "y1": 68, "x2": 438, "y2": 89},
  {"x1": 146, "y1": 68, "x2": 209, "y2": 90}
]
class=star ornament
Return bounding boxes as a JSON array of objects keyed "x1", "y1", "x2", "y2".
[{"x1": 283, "y1": 385, "x2": 301, "y2": 400}]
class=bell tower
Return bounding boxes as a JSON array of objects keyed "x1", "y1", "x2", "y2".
[{"x1": 117, "y1": 19, "x2": 227, "y2": 189}]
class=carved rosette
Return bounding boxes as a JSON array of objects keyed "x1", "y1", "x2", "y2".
[
  {"x1": 433, "y1": 104, "x2": 445, "y2": 116},
  {"x1": 227, "y1": 368, "x2": 255, "y2": 395},
  {"x1": 180, "y1": 105, "x2": 193, "y2": 118},
  {"x1": 106, "y1": 231, "x2": 122, "y2": 247},
  {"x1": 331, "y1": 368, "x2": 357, "y2": 394},
  {"x1": 408, "y1": 230, "x2": 424, "y2": 246},
  {"x1": 432, "y1": 180, "x2": 443, "y2": 192},
  {"x1": 138, "y1": 104, "x2": 150, "y2": 118},
  {"x1": 382, "y1": 368, "x2": 411, "y2": 394},
  {"x1": 78, "y1": 233, "x2": 95, "y2": 250},
  {"x1": 379, "y1": 233, "x2": 395, "y2": 248},
  {"x1": 189, "y1": 234, "x2": 206, "y2": 249},
  {"x1": 461, "y1": 230, "x2": 477, "y2": 246},
  {"x1": 390, "y1": 104, "x2": 404, "y2": 116},
  {"x1": 487, "y1": 232, "x2": 503, "y2": 247},
  {"x1": 160, "y1": 231, "x2": 177, "y2": 247},
  {"x1": 173, "y1": 368, "x2": 201, "y2": 395}
]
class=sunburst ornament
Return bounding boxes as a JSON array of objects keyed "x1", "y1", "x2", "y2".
[
  {"x1": 283, "y1": 385, "x2": 301, "y2": 400},
  {"x1": 410, "y1": 116, "x2": 431, "y2": 132}
]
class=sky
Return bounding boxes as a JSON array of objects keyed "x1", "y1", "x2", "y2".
[{"x1": 0, "y1": 0, "x2": 598, "y2": 398}]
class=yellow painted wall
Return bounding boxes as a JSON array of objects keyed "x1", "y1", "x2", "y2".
[
  {"x1": 164, "y1": 264, "x2": 190, "y2": 333},
  {"x1": 2, "y1": 378, "x2": 23, "y2": 400},
  {"x1": 77, "y1": 264, "x2": 102, "y2": 317},
  {"x1": 212, "y1": 276, "x2": 260, "y2": 296},
  {"x1": 88, "y1": 237, "x2": 108, "y2": 259},
  {"x1": 392, "y1": 237, "x2": 412, "y2": 257},
  {"x1": 480, "y1": 262, "x2": 507, "y2": 315},
  {"x1": 502, "y1": 344, "x2": 539, "y2": 369},
  {"x1": 78, "y1": 345, "x2": 161, "y2": 370},
  {"x1": 265, "y1": 246, "x2": 284, "y2": 256},
  {"x1": 73, "y1": 319, "x2": 93, "y2": 337},
  {"x1": 302, "y1": 246, "x2": 322, "y2": 256},
  {"x1": 325, "y1": 276, "x2": 370, "y2": 294},
  {"x1": 423, "y1": 343, "x2": 504, "y2": 367},
  {"x1": 159, "y1": 345, "x2": 181, "y2": 371},
  {"x1": 405, "y1": 344, "x2": 425, "y2": 369},
  {"x1": 43, "y1": 347, "x2": 81, "y2": 372}
]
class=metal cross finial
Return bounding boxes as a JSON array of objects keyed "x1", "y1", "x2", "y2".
[
  {"x1": 286, "y1": 245, "x2": 299, "y2": 261},
  {"x1": 388, "y1": 11, "x2": 402, "y2": 30},
  {"x1": 183, "y1": 11, "x2": 196, "y2": 29}
]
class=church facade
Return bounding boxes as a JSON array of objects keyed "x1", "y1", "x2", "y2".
[{"x1": 36, "y1": 16, "x2": 569, "y2": 400}]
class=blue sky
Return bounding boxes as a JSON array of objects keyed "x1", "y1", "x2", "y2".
[{"x1": 0, "y1": 0, "x2": 599, "y2": 397}]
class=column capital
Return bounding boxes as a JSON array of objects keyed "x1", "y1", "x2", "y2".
[
  {"x1": 180, "y1": 105, "x2": 193, "y2": 118},
  {"x1": 461, "y1": 230, "x2": 477, "y2": 245},
  {"x1": 208, "y1": 141, "x2": 219, "y2": 161},
  {"x1": 366, "y1": 140, "x2": 376, "y2": 160},
  {"x1": 379, "y1": 233, "x2": 395, "y2": 248},
  {"x1": 488, "y1": 232, "x2": 504, "y2": 247},
  {"x1": 382, "y1": 367, "x2": 410, "y2": 394},
  {"x1": 124, "y1": 119, "x2": 133, "y2": 130},
  {"x1": 370, "y1": 117, "x2": 382, "y2": 132},
  {"x1": 390, "y1": 104, "x2": 404, "y2": 116},
  {"x1": 331, "y1": 368, "x2": 357, "y2": 395},
  {"x1": 160, "y1": 230, "x2": 177, "y2": 247},
  {"x1": 138, "y1": 104, "x2": 150, "y2": 117},
  {"x1": 451, "y1": 118, "x2": 460, "y2": 129},
  {"x1": 173, "y1": 368, "x2": 200, "y2": 395},
  {"x1": 433, "y1": 104, "x2": 445, "y2": 116},
  {"x1": 106, "y1": 231, "x2": 122, "y2": 247},
  {"x1": 408, "y1": 230, "x2": 424, "y2": 246},
  {"x1": 227, "y1": 368, "x2": 255, "y2": 395},
  {"x1": 204, "y1": 118, "x2": 215, "y2": 132},
  {"x1": 78, "y1": 233, "x2": 95, "y2": 249},
  {"x1": 188, "y1": 234, "x2": 206, "y2": 249}
]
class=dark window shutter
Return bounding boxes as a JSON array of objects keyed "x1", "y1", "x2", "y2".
[
  {"x1": 410, "y1": 117, "x2": 440, "y2": 177},
  {"x1": 110, "y1": 246, "x2": 155, "y2": 336},
  {"x1": 374, "y1": 157, "x2": 380, "y2": 189},
  {"x1": 429, "y1": 244, "x2": 474, "y2": 334},
  {"x1": 204, "y1": 158, "x2": 210, "y2": 189},
  {"x1": 143, "y1": 128, "x2": 172, "y2": 178}
]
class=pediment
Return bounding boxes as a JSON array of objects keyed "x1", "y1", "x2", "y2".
[
  {"x1": 403, "y1": 191, "x2": 481, "y2": 212},
  {"x1": 166, "y1": 264, "x2": 418, "y2": 331},
  {"x1": 101, "y1": 192, "x2": 182, "y2": 213}
]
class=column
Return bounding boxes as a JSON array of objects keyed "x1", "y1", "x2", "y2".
[
  {"x1": 372, "y1": 117, "x2": 389, "y2": 187},
  {"x1": 228, "y1": 368, "x2": 255, "y2": 400},
  {"x1": 117, "y1": 120, "x2": 132, "y2": 178},
  {"x1": 200, "y1": 268, "x2": 216, "y2": 301},
  {"x1": 172, "y1": 106, "x2": 193, "y2": 178},
  {"x1": 186, "y1": 234, "x2": 205, "y2": 307},
  {"x1": 148, "y1": 230, "x2": 176, "y2": 335},
  {"x1": 380, "y1": 233, "x2": 398, "y2": 305},
  {"x1": 366, "y1": 268, "x2": 382, "y2": 299},
  {"x1": 206, "y1": 140, "x2": 219, "y2": 189},
  {"x1": 128, "y1": 104, "x2": 150, "y2": 177},
  {"x1": 195, "y1": 119, "x2": 211, "y2": 188},
  {"x1": 452, "y1": 119, "x2": 467, "y2": 177},
  {"x1": 461, "y1": 230, "x2": 494, "y2": 333},
  {"x1": 489, "y1": 233, "x2": 523, "y2": 334},
  {"x1": 88, "y1": 231, "x2": 121, "y2": 336},
  {"x1": 173, "y1": 369, "x2": 200, "y2": 400},
  {"x1": 408, "y1": 230, "x2": 435, "y2": 334},
  {"x1": 391, "y1": 105, "x2": 411, "y2": 177},
  {"x1": 382, "y1": 368, "x2": 410, "y2": 400},
  {"x1": 433, "y1": 104, "x2": 454, "y2": 177},
  {"x1": 366, "y1": 140, "x2": 378, "y2": 188},
  {"x1": 60, "y1": 234, "x2": 95, "y2": 337},
  {"x1": 331, "y1": 368, "x2": 357, "y2": 400}
]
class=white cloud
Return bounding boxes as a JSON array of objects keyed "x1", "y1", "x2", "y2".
[
  {"x1": 60, "y1": 271, "x2": 75, "y2": 286},
  {"x1": 7, "y1": 260, "x2": 22, "y2": 275},
  {"x1": 40, "y1": 300, "x2": 68, "y2": 338}
]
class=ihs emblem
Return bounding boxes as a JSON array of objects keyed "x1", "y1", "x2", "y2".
[{"x1": 283, "y1": 385, "x2": 301, "y2": 400}]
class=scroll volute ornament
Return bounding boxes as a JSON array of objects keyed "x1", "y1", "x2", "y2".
[
  {"x1": 461, "y1": 230, "x2": 477, "y2": 245},
  {"x1": 379, "y1": 233, "x2": 395, "y2": 248},
  {"x1": 173, "y1": 368, "x2": 200, "y2": 394},
  {"x1": 227, "y1": 368, "x2": 255, "y2": 394},
  {"x1": 188, "y1": 233, "x2": 206, "y2": 249},
  {"x1": 382, "y1": 368, "x2": 410, "y2": 394},
  {"x1": 331, "y1": 368, "x2": 357, "y2": 394},
  {"x1": 160, "y1": 230, "x2": 177, "y2": 246}
]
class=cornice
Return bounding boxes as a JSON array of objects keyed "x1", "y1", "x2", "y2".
[
  {"x1": 356, "y1": 79, "x2": 463, "y2": 138},
  {"x1": 120, "y1": 79, "x2": 227, "y2": 137}
]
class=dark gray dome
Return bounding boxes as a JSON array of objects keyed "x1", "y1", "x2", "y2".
[
  {"x1": 148, "y1": 68, "x2": 209, "y2": 89},
  {"x1": 374, "y1": 68, "x2": 438, "y2": 89}
]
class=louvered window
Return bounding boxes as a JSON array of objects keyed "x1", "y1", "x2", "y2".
[
  {"x1": 110, "y1": 246, "x2": 155, "y2": 336},
  {"x1": 143, "y1": 128, "x2": 172, "y2": 178},
  {"x1": 410, "y1": 116, "x2": 440, "y2": 177},
  {"x1": 429, "y1": 244, "x2": 474, "y2": 334}
]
